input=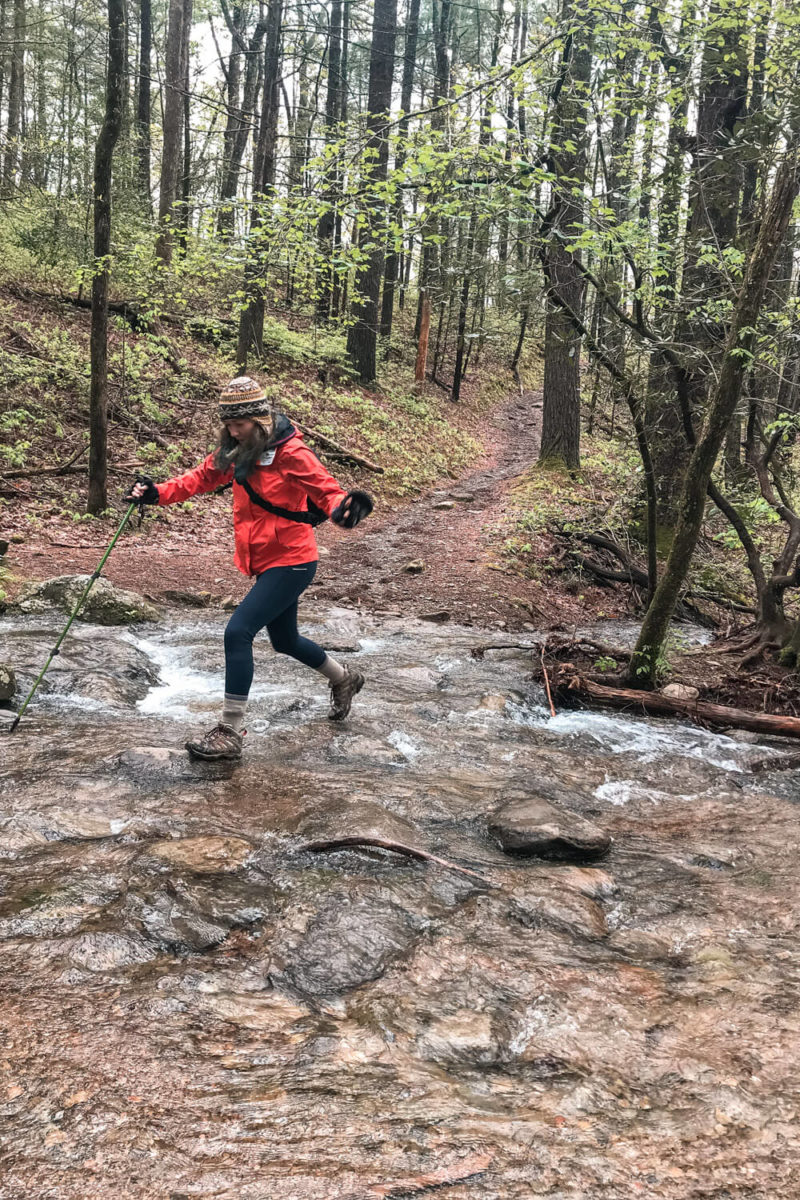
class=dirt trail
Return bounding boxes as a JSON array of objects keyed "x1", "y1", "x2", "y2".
[
  {"x1": 313, "y1": 388, "x2": 549, "y2": 627},
  {"x1": 7, "y1": 389, "x2": 587, "y2": 631}
]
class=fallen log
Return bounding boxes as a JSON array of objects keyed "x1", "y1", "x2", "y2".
[
  {"x1": 470, "y1": 641, "x2": 538, "y2": 658},
  {"x1": 301, "y1": 836, "x2": 496, "y2": 887},
  {"x1": 556, "y1": 673, "x2": 800, "y2": 740},
  {"x1": 286, "y1": 416, "x2": 384, "y2": 474}
]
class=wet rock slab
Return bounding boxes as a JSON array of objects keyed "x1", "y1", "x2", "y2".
[
  {"x1": 274, "y1": 880, "x2": 418, "y2": 996},
  {"x1": 147, "y1": 835, "x2": 253, "y2": 873},
  {"x1": 488, "y1": 794, "x2": 611, "y2": 860},
  {"x1": 2, "y1": 607, "x2": 800, "y2": 1198},
  {"x1": 292, "y1": 798, "x2": 430, "y2": 853}
]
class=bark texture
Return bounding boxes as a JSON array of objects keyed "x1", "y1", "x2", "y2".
[
  {"x1": 346, "y1": 0, "x2": 397, "y2": 383},
  {"x1": 538, "y1": 0, "x2": 593, "y2": 470},
  {"x1": 87, "y1": 0, "x2": 126, "y2": 514}
]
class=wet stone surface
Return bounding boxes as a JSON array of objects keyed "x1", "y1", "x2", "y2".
[{"x1": 1, "y1": 608, "x2": 800, "y2": 1197}]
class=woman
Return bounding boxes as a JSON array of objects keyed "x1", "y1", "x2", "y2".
[{"x1": 126, "y1": 376, "x2": 373, "y2": 761}]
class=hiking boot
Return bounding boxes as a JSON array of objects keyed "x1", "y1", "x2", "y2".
[
  {"x1": 328, "y1": 666, "x2": 365, "y2": 721},
  {"x1": 185, "y1": 722, "x2": 244, "y2": 761}
]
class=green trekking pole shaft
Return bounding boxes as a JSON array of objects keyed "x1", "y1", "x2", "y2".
[{"x1": 7, "y1": 502, "x2": 138, "y2": 733}]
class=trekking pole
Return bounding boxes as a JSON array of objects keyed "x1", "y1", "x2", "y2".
[{"x1": 6, "y1": 500, "x2": 141, "y2": 733}]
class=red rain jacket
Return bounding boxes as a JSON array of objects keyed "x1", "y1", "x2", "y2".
[{"x1": 156, "y1": 426, "x2": 346, "y2": 577}]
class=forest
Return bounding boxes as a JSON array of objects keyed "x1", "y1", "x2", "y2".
[
  {"x1": 5, "y1": 4, "x2": 800, "y2": 1197},
  {"x1": 2, "y1": 0, "x2": 800, "y2": 684}
]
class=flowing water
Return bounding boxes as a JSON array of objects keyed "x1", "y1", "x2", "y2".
[{"x1": 1, "y1": 607, "x2": 799, "y2": 1198}]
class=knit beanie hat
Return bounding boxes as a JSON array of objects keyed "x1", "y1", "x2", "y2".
[{"x1": 218, "y1": 376, "x2": 274, "y2": 422}]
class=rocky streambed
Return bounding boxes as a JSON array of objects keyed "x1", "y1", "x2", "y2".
[{"x1": 1, "y1": 603, "x2": 799, "y2": 1198}]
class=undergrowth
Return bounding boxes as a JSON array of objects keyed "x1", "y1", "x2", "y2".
[
  {"x1": 0, "y1": 276, "x2": 498, "y2": 536},
  {"x1": 503, "y1": 424, "x2": 794, "y2": 617}
]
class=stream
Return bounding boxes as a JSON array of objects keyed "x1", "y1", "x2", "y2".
[{"x1": 1, "y1": 606, "x2": 799, "y2": 1198}]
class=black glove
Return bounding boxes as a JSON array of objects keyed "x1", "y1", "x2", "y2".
[
  {"x1": 123, "y1": 474, "x2": 160, "y2": 505},
  {"x1": 331, "y1": 489, "x2": 373, "y2": 528}
]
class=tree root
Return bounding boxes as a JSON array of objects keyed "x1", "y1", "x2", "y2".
[{"x1": 738, "y1": 639, "x2": 781, "y2": 669}]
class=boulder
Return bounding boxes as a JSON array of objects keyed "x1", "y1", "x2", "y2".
[
  {"x1": 13, "y1": 575, "x2": 160, "y2": 625},
  {"x1": 0, "y1": 664, "x2": 15, "y2": 702},
  {"x1": 432, "y1": 500, "x2": 455, "y2": 510},
  {"x1": 163, "y1": 589, "x2": 213, "y2": 608},
  {"x1": 661, "y1": 683, "x2": 700, "y2": 702},
  {"x1": 402, "y1": 560, "x2": 425, "y2": 574},
  {"x1": 114, "y1": 746, "x2": 184, "y2": 775},
  {"x1": 488, "y1": 795, "x2": 610, "y2": 860}
]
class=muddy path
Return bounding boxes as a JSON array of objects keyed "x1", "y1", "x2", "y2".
[{"x1": 313, "y1": 389, "x2": 550, "y2": 628}]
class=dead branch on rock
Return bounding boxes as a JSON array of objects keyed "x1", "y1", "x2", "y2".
[
  {"x1": 301, "y1": 836, "x2": 497, "y2": 887},
  {"x1": 541, "y1": 647, "x2": 557, "y2": 717}
]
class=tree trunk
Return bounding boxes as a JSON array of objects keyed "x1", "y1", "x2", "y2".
[
  {"x1": 236, "y1": 0, "x2": 283, "y2": 370},
  {"x1": 538, "y1": 0, "x2": 593, "y2": 470},
  {"x1": 176, "y1": 22, "x2": 192, "y2": 253},
  {"x1": 87, "y1": 0, "x2": 126, "y2": 515},
  {"x1": 217, "y1": 4, "x2": 243, "y2": 230},
  {"x1": 415, "y1": 293, "x2": 431, "y2": 382},
  {"x1": 156, "y1": 0, "x2": 192, "y2": 263},
  {"x1": 379, "y1": 0, "x2": 421, "y2": 341},
  {"x1": 136, "y1": 0, "x2": 152, "y2": 207},
  {"x1": 345, "y1": 0, "x2": 397, "y2": 383},
  {"x1": 0, "y1": 0, "x2": 6, "y2": 144},
  {"x1": 653, "y1": 0, "x2": 749, "y2": 513},
  {"x1": 414, "y1": 0, "x2": 451, "y2": 344},
  {"x1": 451, "y1": 208, "x2": 477, "y2": 402},
  {"x1": 629, "y1": 140, "x2": 800, "y2": 683},
  {"x1": 316, "y1": 0, "x2": 343, "y2": 319},
  {"x1": 218, "y1": 10, "x2": 268, "y2": 238},
  {"x1": 2, "y1": 0, "x2": 24, "y2": 189},
  {"x1": 644, "y1": 2, "x2": 697, "y2": 533}
]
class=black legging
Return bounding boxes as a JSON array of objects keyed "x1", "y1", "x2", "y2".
[{"x1": 224, "y1": 561, "x2": 324, "y2": 697}]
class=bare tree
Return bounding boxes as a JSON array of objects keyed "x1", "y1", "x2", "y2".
[
  {"x1": 87, "y1": 0, "x2": 126, "y2": 514},
  {"x1": 136, "y1": 0, "x2": 152, "y2": 206},
  {"x1": 538, "y1": 0, "x2": 593, "y2": 470},
  {"x1": 155, "y1": 0, "x2": 192, "y2": 263},
  {"x1": 2, "y1": 0, "x2": 25, "y2": 189},
  {"x1": 346, "y1": 0, "x2": 398, "y2": 382}
]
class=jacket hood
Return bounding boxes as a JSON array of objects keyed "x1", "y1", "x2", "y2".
[{"x1": 267, "y1": 412, "x2": 297, "y2": 448}]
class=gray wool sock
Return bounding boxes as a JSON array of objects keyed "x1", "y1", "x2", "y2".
[
  {"x1": 315, "y1": 655, "x2": 347, "y2": 685},
  {"x1": 221, "y1": 692, "x2": 248, "y2": 732}
]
